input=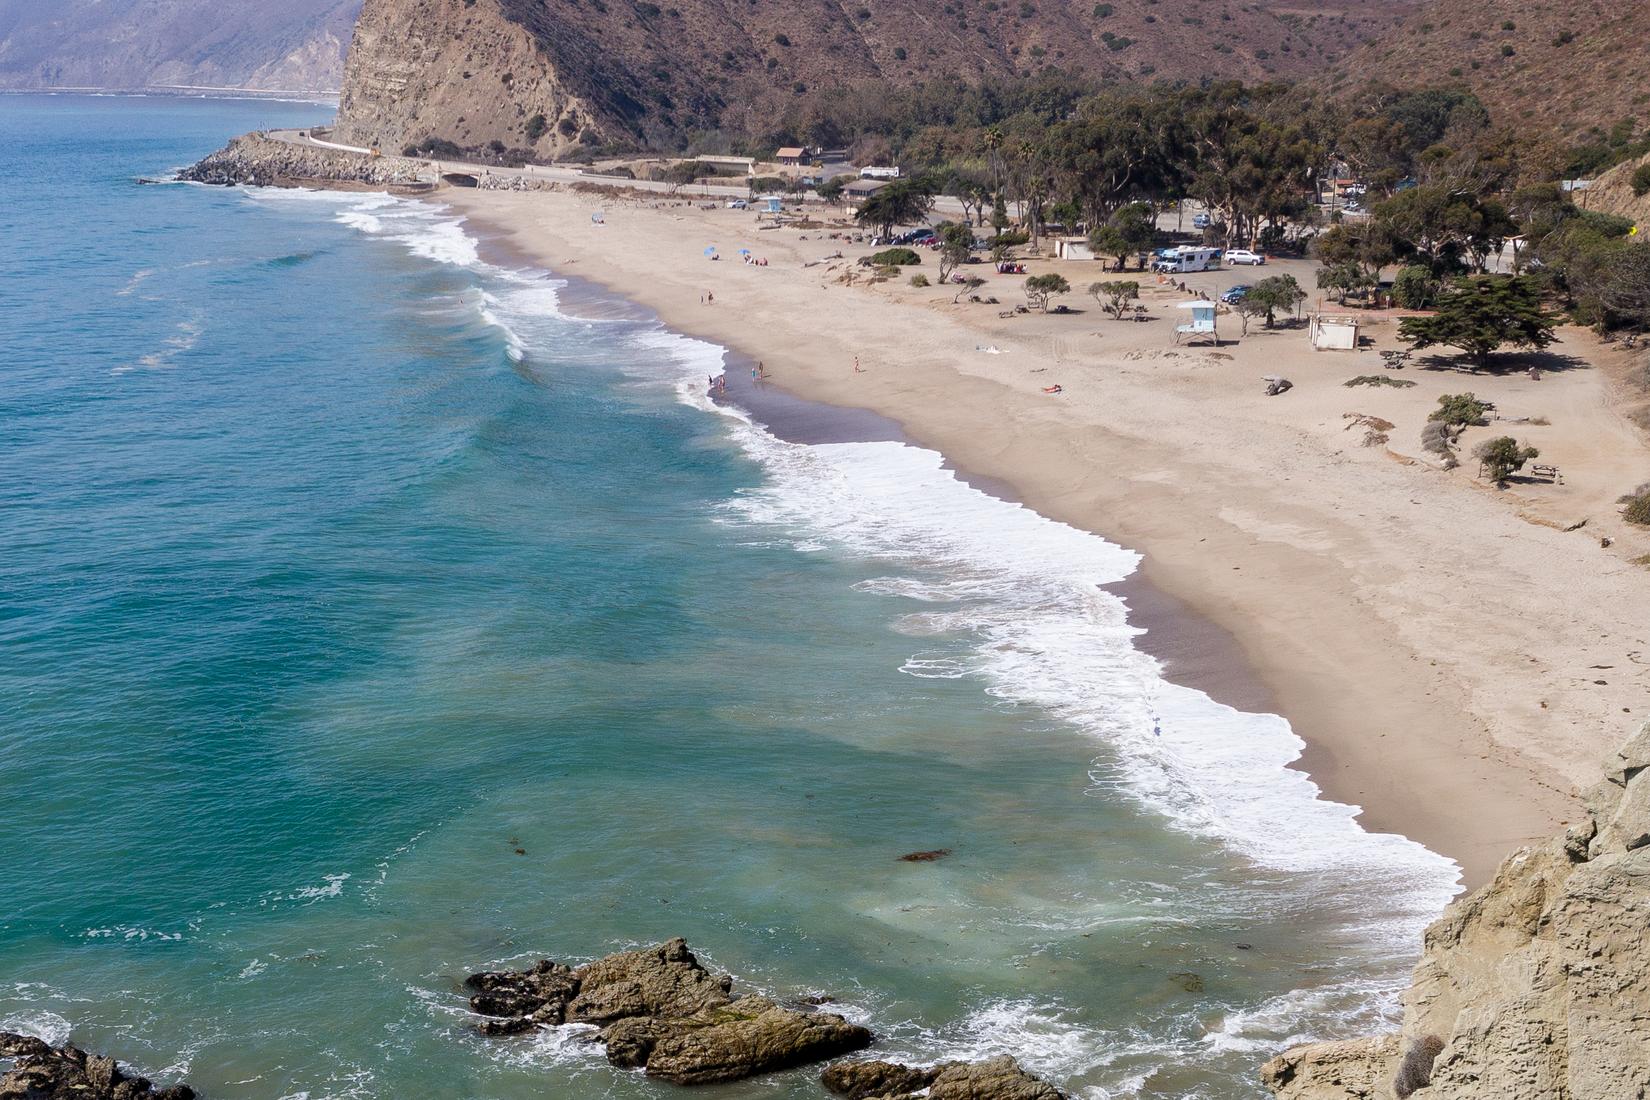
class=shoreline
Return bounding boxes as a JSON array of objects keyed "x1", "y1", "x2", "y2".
[
  {"x1": 477, "y1": 215, "x2": 1287, "y2": 762},
  {"x1": 435, "y1": 185, "x2": 1650, "y2": 889}
]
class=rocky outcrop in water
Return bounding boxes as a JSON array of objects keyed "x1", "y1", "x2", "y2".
[
  {"x1": 0, "y1": 1034, "x2": 194, "y2": 1100},
  {"x1": 822, "y1": 1055, "x2": 1068, "y2": 1099},
  {"x1": 466, "y1": 937, "x2": 872, "y2": 1085},
  {"x1": 178, "y1": 132, "x2": 431, "y2": 189},
  {"x1": 1261, "y1": 723, "x2": 1650, "y2": 1100}
]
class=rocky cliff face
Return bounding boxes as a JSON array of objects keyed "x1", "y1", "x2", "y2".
[
  {"x1": 1262, "y1": 724, "x2": 1650, "y2": 1100},
  {"x1": 0, "y1": 0, "x2": 360, "y2": 93},
  {"x1": 332, "y1": 0, "x2": 1419, "y2": 158}
]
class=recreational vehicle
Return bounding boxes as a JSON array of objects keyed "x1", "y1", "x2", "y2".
[{"x1": 1151, "y1": 247, "x2": 1223, "y2": 274}]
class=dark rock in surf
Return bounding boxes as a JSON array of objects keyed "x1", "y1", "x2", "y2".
[
  {"x1": 466, "y1": 938, "x2": 871, "y2": 1085},
  {"x1": 897, "y1": 848, "x2": 952, "y2": 862},
  {"x1": 821, "y1": 1057, "x2": 940, "y2": 1098},
  {"x1": 822, "y1": 1054, "x2": 1066, "y2": 1100},
  {"x1": 0, "y1": 1033, "x2": 195, "y2": 1100}
]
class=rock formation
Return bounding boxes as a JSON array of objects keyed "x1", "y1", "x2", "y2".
[
  {"x1": 822, "y1": 1055, "x2": 1068, "y2": 1099},
  {"x1": 1262, "y1": 724, "x2": 1650, "y2": 1100},
  {"x1": 466, "y1": 937, "x2": 873, "y2": 1084},
  {"x1": 0, "y1": 1033, "x2": 195, "y2": 1100},
  {"x1": 178, "y1": 133, "x2": 434, "y2": 189}
]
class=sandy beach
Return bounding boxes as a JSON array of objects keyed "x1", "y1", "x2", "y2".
[{"x1": 444, "y1": 184, "x2": 1650, "y2": 887}]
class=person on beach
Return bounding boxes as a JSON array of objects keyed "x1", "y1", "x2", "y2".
[
  {"x1": 1043, "y1": 384, "x2": 1063, "y2": 394},
  {"x1": 751, "y1": 365, "x2": 759, "y2": 382},
  {"x1": 757, "y1": 361, "x2": 767, "y2": 379},
  {"x1": 853, "y1": 356, "x2": 864, "y2": 373}
]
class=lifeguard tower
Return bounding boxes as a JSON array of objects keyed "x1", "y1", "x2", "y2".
[{"x1": 1174, "y1": 300, "x2": 1218, "y2": 346}]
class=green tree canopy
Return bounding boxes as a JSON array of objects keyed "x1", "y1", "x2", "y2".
[
  {"x1": 855, "y1": 178, "x2": 937, "y2": 239},
  {"x1": 1400, "y1": 276, "x2": 1558, "y2": 369},
  {"x1": 1024, "y1": 273, "x2": 1071, "y2": 311},
  {"x1": 1088, "y1": 202, "x2": 1156, "y2": 270}
]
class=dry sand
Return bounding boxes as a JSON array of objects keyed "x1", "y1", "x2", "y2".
[{"x1": 443, "y1": 185, "x2": 1650, "y2": 888}]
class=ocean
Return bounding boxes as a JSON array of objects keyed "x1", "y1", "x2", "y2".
[{"x1": 0, "y1": 94, "x2": 1459, "y2": 1099}]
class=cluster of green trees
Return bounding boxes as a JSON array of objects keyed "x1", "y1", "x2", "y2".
[{"x1": 790, "y1": 72, "x2": 1650, "y2": 354}]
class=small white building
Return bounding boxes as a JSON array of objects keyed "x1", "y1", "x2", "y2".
[
  {"x1": 859, "y1": 165, "x2": 901, "y2": 180},
  {"x1": 1309, "y1": 314, "x2": 1360, "y2": 351},
  {"x1": 1054, "y1": 238, "x2": 1096, "y2": 261}
]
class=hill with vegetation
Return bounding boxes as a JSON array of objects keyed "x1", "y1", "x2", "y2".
[
  {"x1": 334, "y1": 0, "x2": 1420, "y2": 158},
  {"x1": 1335, "y1": 0, "x2": 1650, "y2": 141},
  {"x1": 0, "y1": 0, "x2": 360, "y2": 93}
]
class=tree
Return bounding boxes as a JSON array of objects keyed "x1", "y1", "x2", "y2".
[
  {"x1": 1400, "y1": 276, "x2": 1558, "y2": 369},
  {"x1": 952, "y1": 275, "x2": 986, "y2": 304},
  {"x1": 1024, "y1": 273, "x2": 1071, "y2": 311},
  {"x1": 1088, "y1": 202, "x2": 1156, "y2": 270},
  {"x1": 937, "y1": 222, "x2": 975, "y2": 283},
  {"x1": 855, "y1": 178, "x2": 937, "y2": 239},
  {"x1": 1392, "y1": 265, "x2": 1441, "y2": 309},
  {"x1": 1090, "y1": 280, "x2": 1139, "y2": 320},
  {"x1": 1245, "y1": 274, "x2": 1306, "y2": 328},
  {"x1": 1317, "y1": 261, "x2": 1376, "y2": 305},
  {"x1": 1473, "y1": 436, "x2": 1539, "y2": 484},
  {"x1": 816, "y1": 175, "x2": 850, "y2": 204}
]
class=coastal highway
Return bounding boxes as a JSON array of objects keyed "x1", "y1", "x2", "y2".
[
  {"x1": 261, "y1": 128, "x2": 1226, "y2": 239},
  {"x1": 263, "y1": 127, "x2": 822, "y2": 202}
]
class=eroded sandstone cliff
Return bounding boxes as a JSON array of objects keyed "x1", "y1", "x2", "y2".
[{"x1": 1263, "y1": 724, "x2": 1650, "y2": 1100}]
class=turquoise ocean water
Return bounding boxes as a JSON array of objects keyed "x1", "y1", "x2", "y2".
[{"x1": 1, "y1": 95, "x2": 1457, "y2": 1099}]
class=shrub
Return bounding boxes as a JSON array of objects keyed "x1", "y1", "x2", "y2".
[
  {"x1": 909, "y1": 273, "x2": 931, "y2": 287},
  {"x1": 1473, "y1": 436, "x2": 1539, "y2": 482},
  {"x1": 1394, "y1": 1035, "x2": 1447, "y2": 1098},
  {"x1": 1420, "y1": 420, "x2": 1455, "y2": 457},
  {"x1": 1632, "y1": 163, "x2": 1650, "y2": 198},
  {"x1": 1430, "y1": 392, "x2": 1491, "y2": 427},
  {"x1": 1344, "y1": 375, "x2": 1417, "y2": 388},
  {"x1": 867, "y1": 247, "x2": 922, "y2": 266},
  {"x1": 524, "y1": 113, "x2": 548, "y2": 143},
  {"x1": 1623, "y1": 483, "x2": 1650, "y2": 525}
]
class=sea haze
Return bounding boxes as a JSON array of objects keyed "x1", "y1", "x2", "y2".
[{"x1": 0, "y1": 94, "x2": 1457, "y2": 1099}]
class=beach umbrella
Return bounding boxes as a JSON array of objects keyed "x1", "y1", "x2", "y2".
[
  {"x1": 703, "y1": 245, "x2": 717, "y2": 256},
  {"x1": 738, "y1": 248, "x2": 752, "y2": 256}
]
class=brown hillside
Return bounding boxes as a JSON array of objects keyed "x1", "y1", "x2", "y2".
[
  {"x1": 335, "y1": 0, "x2": 1420, "y2": 156},
  {"x1": 1337, "y1": 0, "x2": 1650, "y2": 135}
]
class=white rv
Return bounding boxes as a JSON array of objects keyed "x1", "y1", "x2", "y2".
[{"x1": 1152, "y1": 247, "x2": 1223, "y2": 274}]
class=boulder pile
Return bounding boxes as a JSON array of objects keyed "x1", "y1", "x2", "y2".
[
  {"x1": 0, "y1": 1033, "x2": 195, "y2": 1100},
  {"x1": 465, "y1": 937, "x2": 872, "y2": 1085}
]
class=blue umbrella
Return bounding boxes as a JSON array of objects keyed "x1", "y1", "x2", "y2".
[
  {"x1": 737, "y1": 248, "x2": 752, "y2": 256},
  {"x1": 703, "y1": 245, "x2": 717, "y2": 256}
]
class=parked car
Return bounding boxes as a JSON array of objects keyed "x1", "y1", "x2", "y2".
[
  {"x1": 1220, "y1": 284, "x2": 1252, "y2": 304},
  {"x1": 1223, "y1": 249, "x2": 1266, "y2": 266},
  {"x1": 894, "y1": 227, "x2": 938, "y2": 245},
  {"x1": 1192, "y1": 212, "x2": 1212, "y2": 229},
  {"x1": 726, "y1": 199, "x2": 748, "y2": 209}
]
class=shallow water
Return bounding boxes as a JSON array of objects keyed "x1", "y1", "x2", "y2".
[{"x1": 0, "y1": 95, "x2": 1457, "y2": 1099}]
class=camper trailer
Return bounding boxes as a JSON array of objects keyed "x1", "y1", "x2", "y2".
[{"x1": 1152, "y1": 247, "x2": 1223, "y2": 274}]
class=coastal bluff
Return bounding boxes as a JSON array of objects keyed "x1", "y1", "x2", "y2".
[{"x1": 1262, "y1": 724, "x2": 1650, "y2": 1100}]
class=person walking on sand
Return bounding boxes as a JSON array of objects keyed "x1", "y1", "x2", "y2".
[
  {"x1": 853, "y1": 356, "x2": 864, "y2": 373},
  {"x1": 757, "y1": 361, "x2": 767, "y2": 379}
]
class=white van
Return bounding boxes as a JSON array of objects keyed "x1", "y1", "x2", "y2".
[{"x1": 1152, "y1": 247, "x2": 1223, "y2": 274}]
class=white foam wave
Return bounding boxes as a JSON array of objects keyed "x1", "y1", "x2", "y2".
[
  {"x1": 0, "y1": 1009, "x2": 71, "y2": 1046},
  {"x1": 245, "y1": 190, "x2": 479, "y2": 267},
  {"x1": 649, "y1": 349, "x2": 1457, "y2": 915}
]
